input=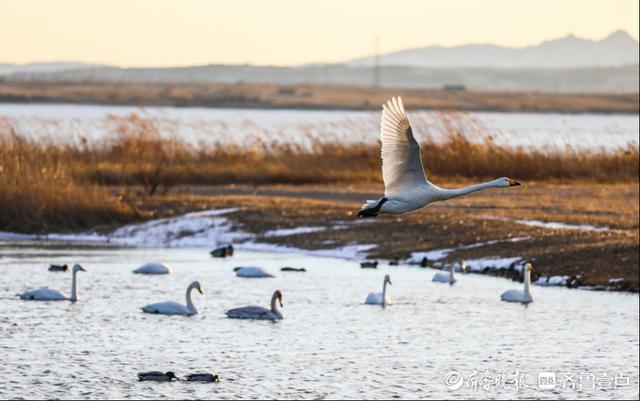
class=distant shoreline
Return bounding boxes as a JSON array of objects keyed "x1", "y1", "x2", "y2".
[{"x1": 1, "y1": 81, "x2": 637, "y2": 114}]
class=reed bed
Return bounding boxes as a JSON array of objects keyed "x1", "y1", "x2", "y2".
[
  {"x1": 77, "y1": 112, "x2": 638, "y2": 185},
  {"x1": 0, "y1": 112, "x2": 637, "y2": 232},
  {"x1": 0, "y1": 130, "x2": 136, "y2": 233}
]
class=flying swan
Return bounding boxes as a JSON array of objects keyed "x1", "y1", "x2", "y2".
[
  {"x1": 365, "y1": 274, "x2": 392, "y2": 307},
  {"x1": 358, "y1": 97, "x2": 521, "y2": 217},
  {"x1": 19, "y1": 264, "x2": 86, "y2": 302},
  {"x1": 501, "y1": 263, "x2": 533, "y2": 304},
  {"x1": 141, "y1": 281, "x2": 203, "y2": 316},
  {"x1": 226, "y1": 290, "x2": 284, "y2": 320}
]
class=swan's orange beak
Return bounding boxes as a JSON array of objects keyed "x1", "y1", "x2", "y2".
[{"x1": 508, "y1": 178, "x2": 521, "y2": 187}]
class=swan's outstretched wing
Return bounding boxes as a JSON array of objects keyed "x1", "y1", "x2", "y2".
[{"x1": 380, "y1": 97, "x2": 428, "y2": 195}]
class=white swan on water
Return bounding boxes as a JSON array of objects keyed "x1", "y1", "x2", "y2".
[
  {"x1": 142, "y1": 281, "x2": 203, "y2": 316},
  {"x1": 226, "y1": 290, "x2": 284, "y2": 320},
  {"x1": 235, "y1": 266, "x2": 274, "y2": 278},
  {"x1": 133, "y1": 262, "x2": 172, "y2": 275},
  {"x1": 365, "y1": 275, "x2": 392, "y2": 307},
  {"x1": 501, "y1": 263, "x2": 533, "y2": 304},
  {"x1": 432, "y1": 264, "x2": 456, "y2": 285},
  {"x1": 358, "y1": 97, "x2": 521, "y2": 217},
  {"x1": 19, "y1": 264, "x2": 86, "y2": 302}
]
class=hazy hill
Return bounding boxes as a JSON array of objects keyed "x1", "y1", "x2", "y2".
[
  {"x1": 1, "y1": 31, "x2": 637, "y2": 93},
  {"x1": 4, "y1": 63, "x2": 637, "y2": 94},
  {"x1": 349, "y1": 30, "x2": 639, "y2": 68},
  {"x1": 0, "y1": 62, "x2": 103, "y2": 76}
]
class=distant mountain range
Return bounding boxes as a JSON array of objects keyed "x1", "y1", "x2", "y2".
[
  {"x1": 0, "y1": 62, "x2": 104, "y2": 77},
  {"x1": 1, "y1": 31, "x2": 638, "y2": 93},
  {"x1": 349, "y1": 30, "x2": 639, "y2": 68}
]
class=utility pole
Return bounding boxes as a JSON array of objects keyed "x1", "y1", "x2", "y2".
[{"x1": 373, "y1": 35, "x2": 381, "y2": 88}]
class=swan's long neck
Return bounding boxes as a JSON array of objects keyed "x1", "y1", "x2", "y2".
[
  {"x1": 186, "y1": 285, "x2": 197, "y2": 315},
  {"x1": 449, "y1": 264, "x2": 456, "y2": 283},
  {"x1": 524, "y1": 269, "x2": 531, "y2": 297},
  {"x1": 70, "y1": 269, "x2": 79, "y2": 302},
  {"x1": 382, "y1": 279, "x2": 388, "y2": 308},
  {"x1": 270, "y1": 293, "x2": 280, "y2": 314},
  {"x1": 436, "y1": 179, "x2": 502, "y2": 201}
]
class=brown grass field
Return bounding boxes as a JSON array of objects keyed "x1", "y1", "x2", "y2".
[
  {"x1": 0, "y1": 81, "x2": 638, "y2": 113},
  {"x1": 0, "y1": 113, "x2": 638, "y2": 291}
]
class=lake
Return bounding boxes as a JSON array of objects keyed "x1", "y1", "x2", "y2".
[
  {"x1": 0, "y1": 243, "x2": 638, "y2": 399},
  {"x1": 0, "y1": 103, "x2": 638, "y2": 153}
]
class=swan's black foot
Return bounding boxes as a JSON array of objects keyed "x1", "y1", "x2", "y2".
[
  {"x1": 357, "y1": 198, "x2": 387, "y2": 218},
  {"x1": 357, "y1": 209, "x2": 378, "y2": 218}
]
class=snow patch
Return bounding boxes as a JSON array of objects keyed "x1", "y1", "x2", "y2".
[
  {"x1": 0, "y1": 208, "x2": 249, "y2": 248},
  {"x1": 241, "y1": 242, "x2": 376, "y2": 260},
  {"x1": 0, "y1": 231, "x2": 41, "y2": 241},
  {"x1": 263, "y1": 226, "x2": 326, "y2": 237},
  {"x1": 535, "y1": 275, "x2": 570, "y2": 286},
  {"x1": 405, "y1": 237, "x2": 530, "y2": 264},
  {"x1": 408, "y1": 248, "x2": 455, "y2": 263},
  {"x1": 483, "y1": 215, "x2": 610, "y2": 232},
  {"x1": 463, "y1": 257, "x2": 523, "y2": 272},
  {"x1": 106, "y1": 208, "x2": 248, "y2": 247}
]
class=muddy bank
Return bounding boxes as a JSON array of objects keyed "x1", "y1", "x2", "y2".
[
  {"x1": 2, "y1": 182, "x2": 637, "y2": 291},
  {"x1": 119, "y1": 182, "x2": 638, "y2": 292}
]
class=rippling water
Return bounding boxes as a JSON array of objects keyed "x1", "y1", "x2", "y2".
[{"x1": 0, "y1": 244, "x2": 638, "y2": 399}]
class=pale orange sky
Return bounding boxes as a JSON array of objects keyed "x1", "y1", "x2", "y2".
[{"x1": 1, "y1": 0, "x2": 638, "y2": 67}]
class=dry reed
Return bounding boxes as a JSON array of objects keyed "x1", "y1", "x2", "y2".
[{"x1": 0, "y1": 130, "x2": 136, "y2": 232}]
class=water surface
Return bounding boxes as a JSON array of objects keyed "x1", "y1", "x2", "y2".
[
  {"x1": 1, "y1": 103, "x2": 637, "y2": 152},
  {"x1": 0, "y1": 244, "x2": 638, "y2": 399}
]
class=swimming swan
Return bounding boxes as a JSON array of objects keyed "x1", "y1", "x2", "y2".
[
  {"x1": 358, "y1": 97, "x2": 521, "y2": 217},
  {"x1": 501, "y1": 263, "x2": 533, "y2": 304},
  {"x1": 133, "y1": 262, "x2": 172, "y2": 275},
  {"x1": 432, "y1": 264, "x2": 456, "y2": 285},
  {"x1": 235, "y1": 266, "x2": 274, "y2": 278},
  {"x1": 226, "y1": 290, "x2": 284, "y2": 320},
  {"x1": 19, "y1": 264, "x2": 86, "y2": 302},
  {"x1": 365, "y1": 275, "x2": 392, "y2": 307},
  {"x1": 142, "y1": 281, "x2": 203, "y2": 316}
]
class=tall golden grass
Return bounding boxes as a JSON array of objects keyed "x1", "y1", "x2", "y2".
[
  {"x1": 0, "y1": 130, "x2": 136, "y2": 233},
  {"x1": 0, "y1": 112, "x2": 637, "y2": 231},
  {"x1": 72, "y1": 113, "x2": 638, "y2": 186}
]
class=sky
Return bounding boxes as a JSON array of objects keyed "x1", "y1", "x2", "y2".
[{"x1": 1, "y1": 0, "x2": 638, "y2": 67}]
